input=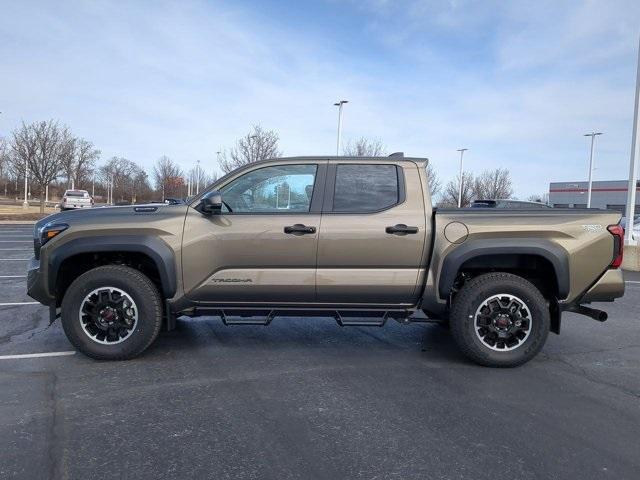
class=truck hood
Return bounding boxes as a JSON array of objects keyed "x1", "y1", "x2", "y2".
[{"x1": 35, "y1": 203, "x2": 189, "y2": 232}]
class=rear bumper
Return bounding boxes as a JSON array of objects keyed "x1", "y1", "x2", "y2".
[
  {"x1": 26, "y1": 256, "x2": 54, "y2": 306},
  {"x1": 579, "y1": 269, "x2": 625, "y2": 303},
  {"x1": 61, "y1": 204, "x2": 92, "y2": 209}
]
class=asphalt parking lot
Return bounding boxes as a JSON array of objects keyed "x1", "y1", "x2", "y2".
[{"x1": 1, "y1": 223, "x2": 639, "y2": 480}]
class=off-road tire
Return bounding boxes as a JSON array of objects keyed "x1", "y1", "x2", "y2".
[
  {"x1": 450, "y1": 272, "x2": 550, "y2": 367},
  {"x1": 61, "y1": 265, "x2": 163, "y2": 360}
]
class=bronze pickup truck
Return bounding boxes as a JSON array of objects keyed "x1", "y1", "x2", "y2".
[{"x1": 27, "y1": 155, "x2": 625, "y2": 366}]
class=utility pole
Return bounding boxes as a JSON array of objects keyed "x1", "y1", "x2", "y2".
[
  {"x1": 334, "y1": 100, "x2": 348, "y2": 156},
  {"x1": 584, "y1": 132, "x2": 603, "y2": 208},
  {"x1": 457, "y1": 148, "x2": 468, "y2": 208},
  {"x1": 625, "y1": 35, "x2": 640, "y2": 245}
]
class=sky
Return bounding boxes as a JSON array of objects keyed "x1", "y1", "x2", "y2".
[{"x1": 1, "y1": 0, "x2": 639, "y2": 199}]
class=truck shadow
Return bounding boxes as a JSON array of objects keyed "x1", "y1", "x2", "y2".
[{"x1": 153, "y1": 315, "x2": 468, "y2": 365}]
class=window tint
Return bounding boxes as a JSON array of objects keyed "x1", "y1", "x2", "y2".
[
  {"x1": 220, "y1": 164, "x2": 317, "y2": 213},
  {"x1": 333, "y1": 164, "x2": 399, "y2": 212}
]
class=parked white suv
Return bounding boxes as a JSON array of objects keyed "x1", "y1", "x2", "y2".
[{"x1": 60, "y1": 190, "x2": 93, "y2": 210}]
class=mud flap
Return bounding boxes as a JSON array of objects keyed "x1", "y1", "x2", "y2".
[{"x1": 49, "y1": 305, "x2": 61, "y2": 326}]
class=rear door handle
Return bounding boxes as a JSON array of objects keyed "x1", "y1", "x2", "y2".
[
  {"x1": 284, "y1": 224, "x2": 317, "y2": 235},
  {"x1": 386, "y1": 224, "x2": 419, "y2": 235}
]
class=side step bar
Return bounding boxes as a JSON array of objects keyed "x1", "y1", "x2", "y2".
[
  {"x1": 185, "y1": 308, "x2": 442, "y2": 327},
  {"x1": 220, "y1": 310, "x2": 276, "y2": 326}
]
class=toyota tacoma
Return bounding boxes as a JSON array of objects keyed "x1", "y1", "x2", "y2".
[{"x1": 27, "y1": 155, "x2": 625, "y2": 366}]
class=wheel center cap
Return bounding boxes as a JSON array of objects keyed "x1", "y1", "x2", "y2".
[
  {"x1": 494, "y1": 314, "x2": 511, "y2": 328},
  {"x1": 101, "y1": 308, "x2": 115, "y2": 322}
]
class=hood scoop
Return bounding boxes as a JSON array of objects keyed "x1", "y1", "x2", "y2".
[{"x1": 134, "y1": 206, "x2": 158, "y2": 213}]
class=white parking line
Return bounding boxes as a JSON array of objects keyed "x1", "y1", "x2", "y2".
[
  {"x1": 0, "y1": 258, "x2": 29, "y2": 261},
  {"x1": 0, "y1": 275, "x2": 26, "y2": 278},
  {"x1": 0, "y1": 302, "x2": 39, "y2": 306},
  {"x1": 0, "y1": 248, "x2": 33, "y2": 250},
  {"x1": 0, "y1": 351, "x2": 75, "y2": 360},
  {"x1": 626, "y1": 281, "x2": 640, "y2": 284}
]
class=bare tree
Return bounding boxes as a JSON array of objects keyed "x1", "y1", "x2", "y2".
[
  {"x1": 342, "y1": 137, "x2": 386, "y2": 157},
  {"x1": 441, "y1": 172, "x2": 475, "y2": 207},
  {"x1": 472, "y1": 168, "x2": 513, "y2": 200},
  {"x1": 10, "y1": 120, "x2": 72, "y2": 212},
  {"x1": 99, "y1": 157, "x2": 141, "y2": 203},
  {"x1": 426, "y1": 162, "x2": 441, "y2": 198},
  {"x1": 153, "y1": 156, "x2": 184, "y2": 200},
  {"x1": 62, "y1": 138, "x2": 100, "y2": 190},
  {"x1": 219, "y1": 125, "x2": 282, "y2": 174},
  {"x1": 131, "y1": 167, "x2": 153, "y2": 203}
]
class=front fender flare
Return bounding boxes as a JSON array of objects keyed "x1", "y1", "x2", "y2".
[{"x1": 47, "y1": 235, "x2": 177, "y2": 298}]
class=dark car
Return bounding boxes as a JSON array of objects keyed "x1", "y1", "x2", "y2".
[{"x1": 472, "y1": 199, "x2": 551, "y2": 209}]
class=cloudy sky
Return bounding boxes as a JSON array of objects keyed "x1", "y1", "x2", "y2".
[{"x1": 1, "y1": 0, "x2": 639, "y2": 198}]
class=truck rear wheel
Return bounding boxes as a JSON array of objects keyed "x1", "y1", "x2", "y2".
[
  {"x1": 449, "y1": 272, "x2": 550, "y2": 367},
  {"x1": 61, "y1": 265, "x2": 163, "y2": 360}
]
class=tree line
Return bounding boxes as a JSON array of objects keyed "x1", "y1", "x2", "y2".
[{"x1": 0, "y1": 119, "x2": 520, "y2": 213}]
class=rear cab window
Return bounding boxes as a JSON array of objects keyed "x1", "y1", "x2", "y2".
[{"x1": 331, "y1": 164, "x2": 401, "y2": 213}]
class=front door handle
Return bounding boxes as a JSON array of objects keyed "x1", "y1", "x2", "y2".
[
  {"x1": 284, "y1": 224, "x2": 317, "y2": 235},
  {"x1": 386, "y1": 224, "x2": 419, "y2": 235}
]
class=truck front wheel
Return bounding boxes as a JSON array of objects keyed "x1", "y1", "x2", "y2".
[
  {"x1": 449, "y1": 272, "x2": 550, "y2": 367},
  {"x1": 61, "y1": 265, "x2": 163, "y2": 360}
]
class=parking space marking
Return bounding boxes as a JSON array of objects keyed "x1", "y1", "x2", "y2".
[
  {"x1": 0, "y1": 351, "x2": 75, "y2": 360},
  {"x1": 0, "y1": 275, "x2": 26, "y2": 278},
  {"x1": 625, "y1": 281, "x2": 640, "y2": 284},
  {"x1": 0, "y1": 258, "x2": 30, "y2": 261},
  {"x1": 0, "y1": 248, "x2": 33, "y2": 250},
  {"x1": 0, "y1": 302, "x2": 39, "y2": 306},
  {"x1": 0, "y1": 240, "x2": 32, "y2": 243}
]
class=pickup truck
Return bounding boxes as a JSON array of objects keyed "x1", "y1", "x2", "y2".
[{"x1": 27, "y1": 155, "x2": 626, "y2": 367}]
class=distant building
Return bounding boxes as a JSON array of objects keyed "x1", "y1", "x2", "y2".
[{"x1": 549, "y1": 180, "x2": 640, "y2": 212}]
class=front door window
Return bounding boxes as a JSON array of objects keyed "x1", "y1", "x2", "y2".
[{"x1": 220, "y1": 164, "x2": 317, "y2": 213}]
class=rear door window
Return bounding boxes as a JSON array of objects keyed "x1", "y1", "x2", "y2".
[{"x1": 332, "y1": 164, "x2": 399, "y2": 213}]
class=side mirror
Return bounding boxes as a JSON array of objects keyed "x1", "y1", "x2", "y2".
[{"x1": 201, "y1": 190, "x2": 223, "y2": 215}]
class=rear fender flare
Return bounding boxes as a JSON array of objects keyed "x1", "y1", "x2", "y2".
[{"x1": 437, "y1": 239, "x2": 570, "y2": 300}]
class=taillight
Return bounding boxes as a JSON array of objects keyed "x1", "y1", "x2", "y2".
[{"x1": 607, "y1": 224, "x2": 624, "y2": 269}]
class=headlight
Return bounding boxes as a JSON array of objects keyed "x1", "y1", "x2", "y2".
[{"x1": 38, "y1": 222, "x2": 69, "y2": 246}]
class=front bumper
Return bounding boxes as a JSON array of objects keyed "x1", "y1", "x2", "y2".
[
  {"x1": 580, "y1": 269, "x2": 625, "y2": 303},
  {"x1": 26, "y1": 256, "x2": 54, "y2": 306}
]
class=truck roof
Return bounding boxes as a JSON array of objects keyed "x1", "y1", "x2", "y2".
[{"x1": 267, "y1": 154, "x2": 429, "y2": 165}]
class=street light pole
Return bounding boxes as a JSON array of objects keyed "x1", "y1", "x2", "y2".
[
  {"x1": 457, "y1": 148, "x2": 468, "y2": 208},
  {"x1": 334, "y1": 100, "x2": 348, "y2": 156},
  {"x1": 196, "y1": 160, "x2": 201, "y2": 195},
  {"x1": 22, "y1": 160, "x2": 28, "y2": 209},
  {"x1": 584, "y1": 132, "x2": 603, "y2": 208},
  {"x1": 625, "y1": 35, "x2": 640, "y2": 246}
]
